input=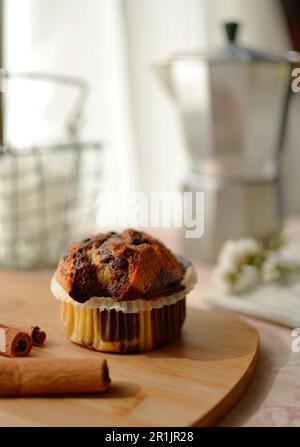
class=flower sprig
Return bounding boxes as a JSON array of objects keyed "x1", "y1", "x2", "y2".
[{"x1": 212, "y1": 236, "x2": 300, "y2": 294}]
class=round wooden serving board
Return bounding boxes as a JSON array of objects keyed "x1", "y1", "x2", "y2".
[{"x1": 0, "y1": 271, "x2": 259, "y2": 427}]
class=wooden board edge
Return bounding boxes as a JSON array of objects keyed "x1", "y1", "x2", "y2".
[{"x1": 192, "y1": 327, "x2": 260, "y2": 427}]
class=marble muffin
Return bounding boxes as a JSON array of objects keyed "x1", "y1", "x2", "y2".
[{"x1": 51, "y1": 229, "x2": 197, "y2": 353}]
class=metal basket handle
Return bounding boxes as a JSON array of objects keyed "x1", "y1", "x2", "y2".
[{"x1": 2, "y1": 71, "x2": 88, "y2": 141}]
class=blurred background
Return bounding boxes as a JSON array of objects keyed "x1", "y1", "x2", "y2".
[{"x1": 0, "y1": 0, "x2": 300, "y2": 266}]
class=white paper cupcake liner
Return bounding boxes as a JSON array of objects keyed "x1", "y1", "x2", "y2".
[{"x1": 51, "y1": 263, "x2": 197, "y2": 313}]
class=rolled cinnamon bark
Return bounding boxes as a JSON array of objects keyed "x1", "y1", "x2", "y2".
[
  {"x1": 0, "y1": 324, "x2": 46, "y2": 350},
  {"x1": 0, "y1": 358, "x2": 111, "y2": 395},
  {"x1": 0, "y1": 325, "x2": 32, "y2": 357},
  {"x1": 30, "y1": 326, "x2": 46, "y2": 346}
]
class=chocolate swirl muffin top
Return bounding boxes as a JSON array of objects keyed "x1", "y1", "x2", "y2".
[{"x1": 55, "y1": 229, "x2": 184, "y2": 303}]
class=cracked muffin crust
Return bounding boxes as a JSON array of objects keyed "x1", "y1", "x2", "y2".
[{"x1": 56, "y1": 229, "x2": 184, "y2": 303}]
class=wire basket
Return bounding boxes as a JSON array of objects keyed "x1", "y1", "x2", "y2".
[{"x1": 0, "y1": 72, "x2": 103, "y2": 268}]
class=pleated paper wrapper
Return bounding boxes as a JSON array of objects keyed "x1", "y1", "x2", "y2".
[{"x1": 51, "y1": 265, "x2": 197, "y2": 352}]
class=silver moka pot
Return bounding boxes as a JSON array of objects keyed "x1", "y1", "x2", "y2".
[{"x1": 154, "y1": 22, "x2": 295, "y2": 261}]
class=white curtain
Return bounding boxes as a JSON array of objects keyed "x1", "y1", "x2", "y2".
[
  {"x1": 4, "y1": 0, "x2": 139, "y2": 195},
  {"x1": 3, "y1": 0, "x2": 300, "y2": 214},
  {"x1": 124, "y1": 0, "x2": 209, "y2": 193}
]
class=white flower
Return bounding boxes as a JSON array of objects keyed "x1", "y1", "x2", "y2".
[
  {"x1": 262, "y1": 253, "x2": 281, "y2": 283},
  {"x1": 218, "y1": 238, "x2": 262, "y2": 272},
  {"x1": 233, "y1": 265, "x2": 260, "y2": 293},
  {"x1": 212, "y1": 263, "x2": 259, "y2": 294},
  {"x1": 213, "y1": 235, "x2": 300, "y2": 294},
  {"x1": 211, "y1": 263, "x2": 237, "y2": 293},
  {"x1": 212, "y1": 238, "x2": 263, "y2": 293}
]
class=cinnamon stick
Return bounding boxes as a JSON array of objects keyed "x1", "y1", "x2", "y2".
[
  {"x1": 30, "y1": 326, "x2": 46, "y2": 346},
  {"x1": 0, "y1": 358, "x2": 111, "y2": 395},
  {"x1": 0, "y1": 325, "x2": 32, "y2": 357},
  {"x1": 0, "y1": 324, "x2": 46, "y2": 350}
]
